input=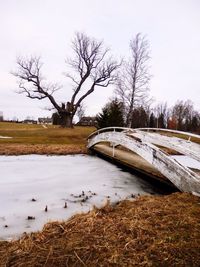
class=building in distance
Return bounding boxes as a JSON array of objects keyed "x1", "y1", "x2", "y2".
[
  {"x1": 23, "y1": 119, "x2": 37, "y2": 124},
  {"x1": 76, "y1": 116, "x2": 97, "y2": 127},
  {"x1": 38, "y1": 117, "x2": 52, "y2": 124}
]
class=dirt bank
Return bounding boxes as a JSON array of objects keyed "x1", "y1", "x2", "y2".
[
  {"x1": 0, "y1": 192, "x2": 200, "y2": 267},
  {"x1": 0, "y1": 144, "x2": 87, "y2": 155}
]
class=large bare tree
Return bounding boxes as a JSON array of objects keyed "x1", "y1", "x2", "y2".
[
  {"x1": 115, "y1": 33, "x2": 151, "y2": 127},
  {"x1": 13, "y1": 32, "x2": 119, "y2": 127},
  {"x1": 171, "y1": 100, "x2": 194, "y2": 130}
]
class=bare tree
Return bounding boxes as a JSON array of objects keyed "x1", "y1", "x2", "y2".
[
  {"x1": 13, "y1": 32, "x2": 119, "y2": 127},
  {"x1": 115, "y1": 33, "x2": 151, "y2": 127},
  {"x1": 171, "y1": 100, "x2": 194, "y2": 130},
  {"x1": 153, "y1": 102, "x2": 168, "y2": 128},
  {"x1": 76, "y1": 103, "x2": 86, "y2": 122}
]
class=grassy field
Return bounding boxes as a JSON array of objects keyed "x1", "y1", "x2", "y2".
[
  {"x1": 0, "y1": 122, "x2": 95, "y2": 154},
  {"x1": 0, "y1": 122, "x2": 95, "y2": 145}
]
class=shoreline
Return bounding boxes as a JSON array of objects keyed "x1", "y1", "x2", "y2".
[
  {"x1": 0, "y1": 192, "x2": 200, "y2": 266},
  {"x1": 0, "y1": 144, "x2": 88, "y2": 155}
]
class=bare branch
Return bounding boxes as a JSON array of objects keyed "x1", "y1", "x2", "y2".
[
  {"x1": 65, "y1": 32, "x2": 119, "y2": 106},
  {"x1": 77, "y1": 102, "x2": 86, "y2": 121},
  {"x1": 115, "y1": 33, "x2": 151, "y2": 127},
  {"x1": 13, "y1": 56, "x2": 61, "y2": 111}
]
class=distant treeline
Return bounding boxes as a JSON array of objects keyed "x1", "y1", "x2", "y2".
[{"x1": 96, "y1": 99, "x2": 200, "y2": 133}]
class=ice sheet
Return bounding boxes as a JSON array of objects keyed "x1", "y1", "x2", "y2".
[{"x1": 0, "y1": 155, "x2": 158, "y2": 240}]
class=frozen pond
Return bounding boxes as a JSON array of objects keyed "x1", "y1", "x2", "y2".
[{"x1": 0, "y1": 155, "x2": 160, "y2": 240}]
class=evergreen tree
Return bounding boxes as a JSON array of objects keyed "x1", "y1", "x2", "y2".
[
  {"x1": 191, "y1": 116, "x2": 198, "y2": 132},
  {"x1": 96, "y1": 99, "x2": 124, "y2": 129},
  {"x1": 96, "y1": 107, "x2": 110, "y2": 129},
  {"x1": 131, "y1": 106, "x2": 149, "y2": 128},
  {"x1": 158, "y1": 113, "x2": 165, "y2": 128},
  {"x1": 149, "y1": 112, "x2": 156, "y2": 128}
]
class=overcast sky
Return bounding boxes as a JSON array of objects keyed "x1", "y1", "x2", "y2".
[{"x1": 0, "y1": 0, "x2": 200, "y2": 120}]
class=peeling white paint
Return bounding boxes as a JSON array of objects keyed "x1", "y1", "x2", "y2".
[
  {"x1": 171, "y1": 155, "x2": 200, "y2": 170},
  {"x1": 131, "y1": 130, "x2": 200, "y2": 162},
  {"x1": 88, "y1": 127, "x2": 200, "y2": 195}
]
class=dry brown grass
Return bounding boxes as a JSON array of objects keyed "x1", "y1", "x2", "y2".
[
  {"x1": 0, "y1": 123, "x2": 95, "y2": 155},
  {"x1": 1, "y1": 192, "x2": 200, "y2": 267},
  {"x1": 0, "y1": 144, "x2": 87, "y2": 155}
]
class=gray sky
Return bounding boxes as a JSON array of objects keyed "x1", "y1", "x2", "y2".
[{"x1": 0, "y1": 0, "x2": 200, "y2": 120}]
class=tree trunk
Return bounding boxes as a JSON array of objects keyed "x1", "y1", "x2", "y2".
[
  {"x1": 60, "y1": 112, "x2": 73, "y2": 128},
  {"x1": 126, "y1": 110, "x2": 132, "y2": 128}
]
